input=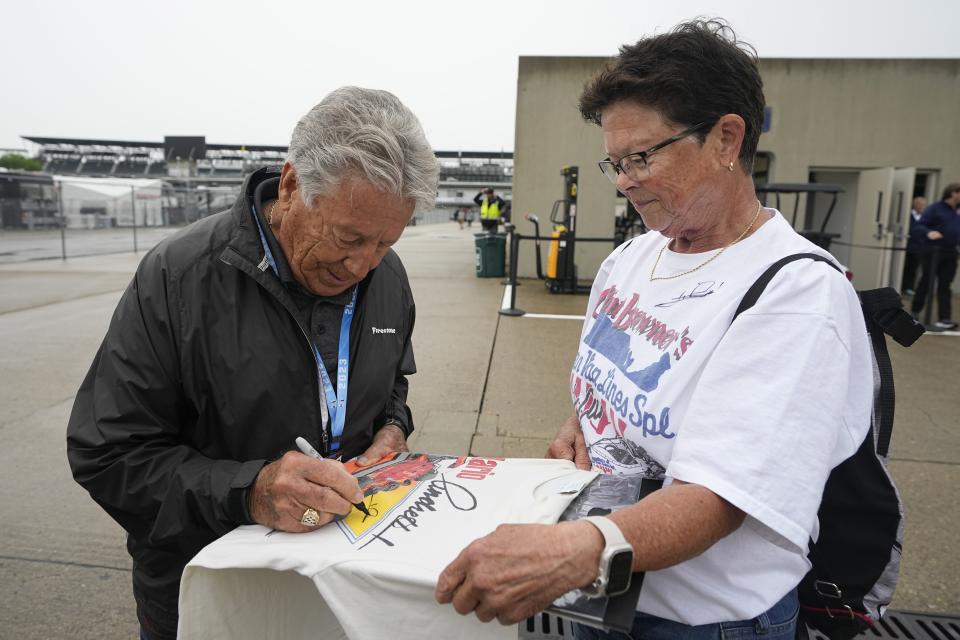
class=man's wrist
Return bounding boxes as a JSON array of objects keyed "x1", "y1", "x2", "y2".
[
  {"x1": 379, "y1": 419, "x2": 407, "y2": 437},
  {"x1": 233, "y1": 460, "x2": 267, "y2": 525},
  {"x1": 243, "y1": 484, "x2": 256, "y2": 523}
]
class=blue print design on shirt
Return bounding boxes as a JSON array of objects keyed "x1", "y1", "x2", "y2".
[{"x1": 584, "y1": 314, "x2": 671, "y2": 391}]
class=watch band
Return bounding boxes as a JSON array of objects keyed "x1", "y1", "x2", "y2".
[
  {"x1": 580, "y1": 515, "x2": 635, "y2": 598},
  {"x1": 583, "y1": 515, "x2": 629, "y2": 547}
]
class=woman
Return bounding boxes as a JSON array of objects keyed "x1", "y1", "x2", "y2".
[{"x1": 435, "y1": 19, "x2": 872, "y2": 640}]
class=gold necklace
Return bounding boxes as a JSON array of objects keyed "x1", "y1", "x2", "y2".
[{"x1": 649, "y1": 200, "x2": 763, "y2": 281}]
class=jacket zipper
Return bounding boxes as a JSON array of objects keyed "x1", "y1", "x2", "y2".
[{"x1": 221, "y1": 249, "x2": 330, "y2": 455}]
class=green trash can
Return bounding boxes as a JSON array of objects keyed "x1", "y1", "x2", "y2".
[{"x1": 474, "y1": 232, "x2": 506, "y2": 278}]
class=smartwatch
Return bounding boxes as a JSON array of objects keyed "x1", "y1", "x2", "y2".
[{"x1": 580, "y1": 516, "x2": 634, "y2": 598}]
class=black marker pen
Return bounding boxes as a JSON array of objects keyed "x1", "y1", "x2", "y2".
[{"x1": 295, "y1": 436, "x2": 372, "y2": 517}]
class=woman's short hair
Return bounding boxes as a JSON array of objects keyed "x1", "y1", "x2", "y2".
[
  {"x1": 287, "y1": 87, "x2": 439, "y2": 212},
  {"x1": 579, "y1": 19, "x2": 765, "y2": 172}
]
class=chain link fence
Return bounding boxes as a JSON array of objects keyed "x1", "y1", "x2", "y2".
[
  {"x1": 1, "y1": 173, "x2": 488, "y2": 263},
  {"x1": 0, "y1": 177, "x2": 241, "y2": 263}
]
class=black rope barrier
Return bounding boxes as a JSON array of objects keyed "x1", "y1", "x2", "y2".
[{"x1": 829, "y1": 240, "x2": 912, "y2": 252}]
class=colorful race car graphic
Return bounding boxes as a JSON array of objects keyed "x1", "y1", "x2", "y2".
[
  {"x1": 337, "y1": 453, "x2": 465, "y2": 542},
  {"x1": 358, "y1": 454, "x2": 442, "y2": 496}
]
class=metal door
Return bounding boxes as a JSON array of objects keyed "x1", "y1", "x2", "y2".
[
  {"x1": 849, "y1": 168, "x2": 894, "y2": 289},
  {"x1": 882, "y1": 168, "x2": 916, "y2": 289}
]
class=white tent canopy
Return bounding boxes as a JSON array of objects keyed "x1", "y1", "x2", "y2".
[{"x1": 55, "y1": 176, "x2": 165, "y2": 229}]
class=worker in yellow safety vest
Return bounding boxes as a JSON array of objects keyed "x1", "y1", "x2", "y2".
[{"x1": 474, "y1": 187, "x2": 506, "y2": 232}]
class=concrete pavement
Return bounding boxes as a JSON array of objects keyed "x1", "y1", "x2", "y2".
[{"x1": 0, "y1": 222, "x2": 957, "y2": 639}]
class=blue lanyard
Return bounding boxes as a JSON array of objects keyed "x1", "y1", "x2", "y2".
[
  {"x1": 251, "y1": 203, "x2": 355, "y2": 452},
  {"x1": 316, "y1": 286, "x2": 356, "y2": 451}
]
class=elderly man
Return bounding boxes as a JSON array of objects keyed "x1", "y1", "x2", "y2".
[
  {"x1": 66, "y1": 87, "x2": 438, "y2": 640},
  {"x1": 901, "y1": 196, "x2": 927, "y2": 295}
]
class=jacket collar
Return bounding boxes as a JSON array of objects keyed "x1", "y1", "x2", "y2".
[{"x1": 226, "y1": 166, "x2": 282, "y2": 267}]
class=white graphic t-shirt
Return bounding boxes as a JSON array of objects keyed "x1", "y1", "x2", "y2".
[
  {"x1": 571, "y1": 210, "x2": 873, "y2": 625},
  {"x1": 178, "y1": 455, "x2": 596, "y2": 640}
]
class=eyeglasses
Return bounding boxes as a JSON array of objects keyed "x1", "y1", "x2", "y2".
[{"x1": 598, "y1": 121, "x2": 711, "y2": 184}]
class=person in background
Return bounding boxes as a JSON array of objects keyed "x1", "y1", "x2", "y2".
[
  {"x1": 910, "y1": 183, "x2": 960, "y2": 329},
  {"x1": 66, "y1": 86, "x2": 439, "y2": 640},
  {"x1": 474, "y1": 187, "x2": 506, "y2": 232},
  {"x1": 435, "y1": 20, "x2": 872, "y2": 640},
  {"x1": 456, "y1": 205, "x2": 476, "y2": 230},
  {"x1": 901, "y1": 195, "x2": 927, "y2": 295}
]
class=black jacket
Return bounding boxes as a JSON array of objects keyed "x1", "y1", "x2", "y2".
[
  {"x1": 917, "y1": 200, "x2": 960, "y2": 251},
  {"x1": 66, "y1": 168, "x2": 416, "y2": 639}
]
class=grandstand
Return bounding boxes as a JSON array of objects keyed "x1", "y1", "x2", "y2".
[
  {"x1": 23, "y1": 136, "x2": 294, "y2": 184},
  {"x1": 24, "y1": 136, "x2": 510, "y2": 181},
  {"x1": 79, "y1": 153, "x2": 119, "y2": 176},
  {"x1": 44, "y1": 148, "x2": 83, "y2": 174},
  {"x1": 437, "y1": 150, "x2": 512, "y2": 183},
  {"x1": 18, "y1": 136, "x2": 513, "y2": 221},
  {"x1": 434, "y1": 150, "x2": 512, "y2": 211},
  {"x1": 113, "y1": 152, "x2": 152, "y2": 176},
  {"x1": 146, "y1": 162, "x2": 168, "y2": 176}
]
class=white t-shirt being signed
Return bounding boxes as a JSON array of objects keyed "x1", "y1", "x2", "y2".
[
  {"x1": 571, "y1": 210, "x2": 872, "y2": 624},
  {"x1": 179, "y1": 455, "x2": 596, "y2": 640}
]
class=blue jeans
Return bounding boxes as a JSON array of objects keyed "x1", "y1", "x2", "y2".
[{"x1": 574, "y1": 589, "x2": 798, "y2": 640}]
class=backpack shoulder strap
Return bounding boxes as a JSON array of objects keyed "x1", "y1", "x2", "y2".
[
  {"x1": 733, "y1": 252, "x2": 924, "y2": 458},
  {"x1": 858, "y1": 288, "x2": 923, "y2": 456},
  {"x1": 733, "y1": 253, "x2": 841, "y2": 320}
]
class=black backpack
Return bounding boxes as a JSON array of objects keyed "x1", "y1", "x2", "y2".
[{"x1": 734, "y1": 253, "x2": 924, "y2": 640}]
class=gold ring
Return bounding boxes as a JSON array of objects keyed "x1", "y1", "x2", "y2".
[{"x1": 300, "y1": 507, "x2": 321, "y2": 527}]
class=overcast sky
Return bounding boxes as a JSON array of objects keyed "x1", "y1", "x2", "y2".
[{"x1": 2, "y1": 0, "x2": 958, "y2": 154}]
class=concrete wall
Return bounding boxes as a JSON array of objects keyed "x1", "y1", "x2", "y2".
[
  {"x1": 513, "y1": 56, "x2": 960, "y2": 280},
  {"x1": 758, "y1": 59, "x2": 960, "y2": 184},
  {"x1": 513, "y1": 57, "x2": 614, "y2": 281}
]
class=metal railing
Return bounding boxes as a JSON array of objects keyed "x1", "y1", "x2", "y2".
[
  {"x1": 0, "y1": 183, "x2": 239, "y2": 263},
  {"x1": 498, "y1": 220, "x2": 620, "y2": 316},
  {"x1": 495, "y1": 217, "x2": 952, "y2": 332}
]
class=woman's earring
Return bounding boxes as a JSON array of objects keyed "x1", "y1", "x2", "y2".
[{"x1": 728, "y1": 161, "x2": 735, "y2": 172}]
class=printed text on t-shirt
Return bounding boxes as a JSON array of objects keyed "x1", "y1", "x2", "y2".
[{"x1": 593, "y1": 285, "x2": 694, "y2": 361}]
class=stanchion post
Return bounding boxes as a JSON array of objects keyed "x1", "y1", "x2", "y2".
[
  {"x1": 130, "y1": 186, "x2": 139, "y2": 253},
  {"x1": 57, "y1": 183, "x2": 66, "y2": 260},
  {"x1": 501, "y1": 223, "x2": 519, "y2": 286},
  {"x1": 499, "y1": 230, "x2": 526, "y2": 316},
  {"x1": 922, "y1": 246, "x2": 938, "y2": 327}
]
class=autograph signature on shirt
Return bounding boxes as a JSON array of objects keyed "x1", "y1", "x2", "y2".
[
  {"x1": 359, "y1": 475, "x2": 477, "y2": 549},
  {"x1": 655, "y1": 281, "x2": 722, "y2": 308}
]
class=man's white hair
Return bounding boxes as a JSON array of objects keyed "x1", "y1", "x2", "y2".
[{"x1": 287, "y1": 86, "x2": 439, "y2": 212}]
